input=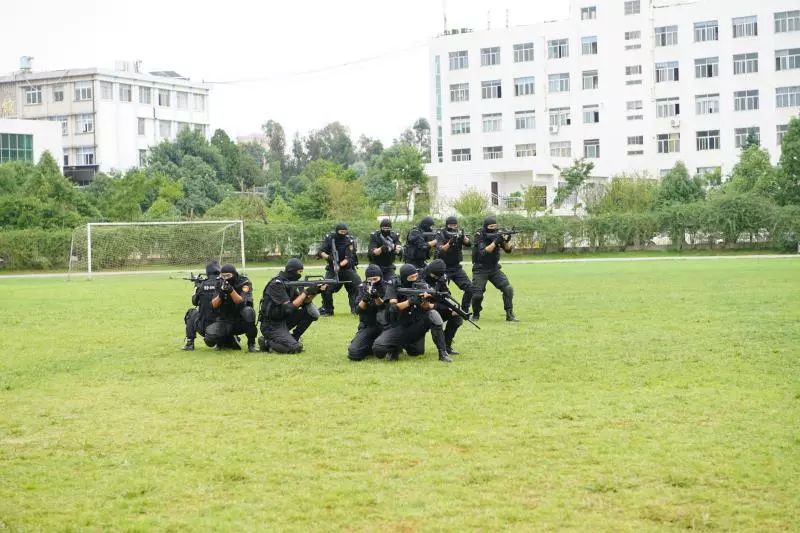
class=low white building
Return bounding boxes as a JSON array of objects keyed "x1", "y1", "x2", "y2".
[
  {"x1": 0, "y1": 60, "x2": 210, "y2": 184},
  {"x1": 0, "y1": 118, "x2": 62, "y2": 167},
  {"x1": 426, "y1": 0, "x2": 800, "y2": 211}
]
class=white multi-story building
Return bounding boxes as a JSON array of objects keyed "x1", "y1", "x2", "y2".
[
  {"x1": 0, "y1": 118, "x2": 63, "y2": 167},
  {"x1": 426, "y1": 0, "x2": 800, "y2": 211},
  {"x1": 0, "y1": 61, "x2": 210, "y2": 184}
]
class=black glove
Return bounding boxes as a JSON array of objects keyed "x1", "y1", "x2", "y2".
[
  {"x1": 494, "y1": 235, "x2": 505, "y2": 246},
  {"x1": 380, "y1": 244, "x2": 389, "y2": 254},
  {"x1": 409, "y1": 295, "x2": 422, "y2": 306},
  {"x1": 368, "y1": 285, "x2": 379, "y2": 299},
  {"x1": 503, "y1": 233, "x2": 511, "y2": 242},
  {"x1": 220, "y1": 279, "x2": 233, "y2": 294},
  {"x1": 304, "y1": 284, "x2": 320, "y2": 296}
]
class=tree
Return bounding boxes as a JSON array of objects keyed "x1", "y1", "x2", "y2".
[
  {"x1": 397, "y1": 118, "x2": 431, "y2": 163},
  {"x1": 777, "y1": 116, "x2": 800, "y2": 205},
  {"x1": 588, "y1": 175, "x2": 657, "y2": 215},
  {"x1": 211, "y1": 129, "x2": 241, "y2": 188},
  {"x1": 175, "y1": 156, "x2": 226, "y2": 217},
  {"x1": 288, "y1": 132, "x2": 309, "y2": 177},
  {"x1": 356, "y1": 134, "x2": 384, "y2": 164},
  {"x1": 451, "y1": 188, "x2": 489, "y2": 217},
  {"x1": 261, "y1": 119, "x2": 287, "y2": 176},
  {"x1": 727, "y1": 145, "x2": 777, "y2": 197},
  {"x1": 305, "y1": 122, "x2": 356, "y2": 167},
  {"x1": 522, "y1": 185, "x2": 548, "y2": 217},
  {"x1": 653, "y1": 162, "x2": 706, "y2": 208},
  {"x1": 290, "y1": 161, "x2": 360, "y2": 220},
  {"x1": 368, "y1": 144, "x2": 428, "y2": 216},
  {"x1": 553, "y1": 158, "x2": 594, "y2": 209},
  {"x1": 149, "y1": 129, "x2": 226, "y2": 182}
]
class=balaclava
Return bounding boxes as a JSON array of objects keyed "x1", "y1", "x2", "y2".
[
  {"x1": 284, "y1": 258, "x2": 304, "y2": 282},
  {"x1": 399, "y1": 264, "x2": 418, "y2": 288},
  {"x1": 419, "y1": 217, "x2": 435, "y2": 231}
]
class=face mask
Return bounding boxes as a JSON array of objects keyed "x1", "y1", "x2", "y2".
[
  {"x1": 286, "y1": 270, "x2": 302, "y2": 281},
  {"x1": 381, "y1": 228, "x2": 391, "y2": 236}
]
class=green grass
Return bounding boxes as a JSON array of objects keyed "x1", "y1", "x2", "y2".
[{"x1": 1, "y1": 259, "x2": 799, "y2": 530}]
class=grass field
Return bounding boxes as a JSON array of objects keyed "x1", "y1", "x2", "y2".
[{"x1": 1, "y1": 258, "x2": 799, "y2": 530}]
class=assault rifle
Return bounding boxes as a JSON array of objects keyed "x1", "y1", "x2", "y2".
[
  {"x1": 330, "y1": 239, "x2": 341, "y2": 281},
  {"x1": 182, "y1": 273, "x2": 208, "y2": 284},
  {"x1": 286, "y1": 275, "x2": 351, "y2": 294},
  {"x1": 497, "y1": 227, "x2": 519, "y2": 238},
  {"x1": 442, "y1": 228, "x2": 466, "y2": 247},
  {"x1": 396, "y1": 285, "x2": 480, "y2": 329},
  {"x1": 378, "y1": 232, "x2": 401, "y2": 257}
]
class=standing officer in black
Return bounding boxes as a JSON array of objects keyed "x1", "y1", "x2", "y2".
[
  {"x1": 367, "y1": 218, "x2": 402, "y2": 282},
  {"x1": 318, "y1": 222, "x2": 361, "y2": 316},
  {"x1": 347, "y1": 264, "x2": 392, "y2": 361},
  {"x1": 372, "y1": 263, "x2": 453, "y2": 363},
  {"x1": 435, "y1": 215, "x2": 473, "y2": 313},
  {"x1": 404, "y1": 216, "x2": 438, "y2": 269},
  {"x1": 259, "y1": 258, "x2": 323, "y2": 353},
  {"x1": 471, "y1": 216, "x2": 518, "y2": 322},
  {"x1": 422, "y1": 259, "x2": 464, "y2": 355},
  {"x1": 183, "y1": 260, "x2": 221, "y2": 350},
  {"x1": 204, "y1": 263, "x2": 260, "y2": 351}
]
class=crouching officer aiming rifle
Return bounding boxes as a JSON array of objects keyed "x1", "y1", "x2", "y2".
[
  {"x1": 347, "y1": 264, "x2": 392, "y2": 361},
  {"x1": 182, "y1": 261, "x2": 221, "y2": 351},
  {"x1": 203, "y1": 263, "x2": 259, "y2": 351}
]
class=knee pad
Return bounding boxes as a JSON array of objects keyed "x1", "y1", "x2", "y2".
[
  {"x1": 427, "y1": 310, "x2": 444, "y2": 327},
  {"x1": 306, "y1": 304, "x2": 320, "y2": 321},
  {"x1": 240, "y1": 306, "x2": 256, "y2": 323},
  {"x1": 204, "y1": 322, "x2": 223, "y2": 343},
  {"x1": 184, "y1": 308, "x2": 196, "y2": 324}
]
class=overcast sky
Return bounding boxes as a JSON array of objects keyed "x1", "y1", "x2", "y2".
[{"x1": 2, "y1": 0, "x2": 569, "y2": 144}]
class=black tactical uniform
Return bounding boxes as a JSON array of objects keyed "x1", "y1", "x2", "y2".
[
  {"x1": 367, "y1": 218, "x2": 402, "y2": 282},
  {"x1": 471, "y1": 216, "x2": 517, "y2": 322},
  {"x1": 435, "y1": 215, "x2": 473, "y2": 312},
  {"x1": 404, "y1": 216, "x2": 436, "y2": 269},
  {"x1": 372, "y1": 264, "x2": 453, "y2": 363},
  {"x1": 423, "y1": 259, "x2": 464, "y2": 355},
  {"x1": 204, "y1": 264, "x2": 259, "y2": 351},
  {"x1": 258, "y1": 258, "x2": 321, "y2": 354},
  {"x1": 347, "y1": 264, "x2": 392, "y2": 361},
  {"x1": 183, "y1": 261, "x2": 221, "y2": 350},
  {"x1": 318, "y1": 223, "x2": 362, "y2": 315}
]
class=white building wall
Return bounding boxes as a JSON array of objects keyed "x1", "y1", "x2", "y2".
[
  {"x1": 0, "y1": 118, "x2": 62, "y2": 167},
  {"x1": 427, "y1": 0, "x2": 800, "y2": 210}
]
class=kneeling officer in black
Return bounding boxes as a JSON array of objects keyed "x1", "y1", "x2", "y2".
[
  {"x1": 423, "y1": 259, "x2": 464, "y2": 356},
  {"x1": 183, "y1": 260, "x2": 221, "y2": 351},
  {"x1": 204, "y1": 263, "x2": 259, "y2": 351},
  {"x1": 347, "y1": 264, "x2": 392, "y2": 361}
]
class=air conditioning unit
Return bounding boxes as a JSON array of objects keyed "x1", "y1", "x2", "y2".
[
  {"x1": 549, "y1": 125, "x2": 560, "y2": 134},
  {"x1": 670, "y1": 118, "x2": 681, "y2": 128}
]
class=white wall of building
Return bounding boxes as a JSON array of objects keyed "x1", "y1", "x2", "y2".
[
  {"x1": 0, "y1": 117, "x2": 62, "y2": 167},
  {"x1": 426, "y1": 0, "x2": 800, "y2": 210}
]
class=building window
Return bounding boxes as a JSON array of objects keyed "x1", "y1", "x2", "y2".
[
  {"x1": 159, "y1": 120, "x2": 172, "y2": 138},
  {"x1": 119, "y1": 84, "x2": 132, "y2": 102},
  {"x1": 76, "y1": 147, "x2": 95, "y2": 165},
  {"x1": 158, "y1": 89, "x2": 171, "y2": 107},
  {"x1": 547, "y1": 39, "x2": 569, "y2": 59},
  {"x1": 626, "y1": 100, "x2": 643, "y2": 111},
  {"x1": 194, "y1": 124, "x2": 206, "y2": 136},
  {"x1": 734, "y1": 89, "x2": 759, "y2": 111},
  {"x1": 582, "y1": 70, "x2": 599, "y2": 90},
  {"x1": 480, "y1": 47, "x2": 500, "y2": 66},
  {"x1": 695, "y1": 57, "x2": 719, "y2": 78},
  {"x1": 696, "y1": 93, "x2": 720, "y2": 114},
  {"x1": 549, "y1": 107, "x2": 572, "y2": 127},
  {"x1": 449, "y1": 50, "x2": 469, "y2": 70},
  {"x1": 483, "y1": 146, "x2": 503, "y2": 160},
  {"x1": 624, "y1": 1, "x2": 640, "y2": 15},
  {"x1": 694, "y1": 20, "x2": 719, "y2": 42},
  {"x1": 625, "y1": 30, "x2": 641, "y2": 40},
  {"x1": 627, "y1": 114, "x2": 644, "y2": 121},
  {"x1": 74, "y1": 81, "x2": 93, "y2": 101},
  {"x1": 482, "y1": 113, "x2": 503, "y2": 132},
  {"x1": 734, "y1": 127, "x2": 760, "y2": 148},
  {"x1": 777, "y1": 124, "x2": 789, "y2": 145},
  {"x1": 656, "y1": 97, "x2": 680, "y2": 117},
  {"x1": 450, "y1": 83, "x2": 469, "y2": 102},
  {"x1": 696, "y1": 130, "x2": 721, "y2": 150},
  {"x1": 775, "y1": 11, "x2": 800, "y2": 33},
  {"x1": 52, "y1": 85, "x2": 64, "y2": 102},
  {"x1": 515, "y1": 110, "x2": 535, "y2": 130},
  {"x1": 437, "y1": 125, "x2": 443, "y2": 162},
  {"x1": 655, "y1": 61, "x2": 679, "y2": 82},
  {"x1": 138, "y1": 117, "x2": 146, "y2": 136},
  {"x1": 548, "y1": 73, "x2": 570, "y2": 93},
  {"x1": 513, "y1": 42, "x2": 534, "y2": 63},
  {"x1": 193, "y1": 94, "x2": 206, "y2": 111},
  {"x1": 177, "y1": 122, "x2": 190, "y2": 133},
  {"x1": 581, "y1": 36, "x2": 598, "y2": 55},
  {"x1": 583, "y1": 139, "x2": 600, "y2": 158},
  {"x1": 515, "y1": 143, "x2": 537, "y2": 157},
  {"x1": 627, "y1": 135, "x2": 644, "y2": 145},
  {"x1": 451, "y1": 148, "x2": 471, "y2": 162},
  {"x1": 776, "y1": 49, "x2": 800, "y2": 71},
  {"x1": 139, "y1": 86, "x2": 152, "y2": 104},
  {"x1": 776, "y1": 86, "x2": 800, "y2": 108},
  {"x1": 625, "y1": 65, "x2": 642, "y2": 75},
  {"x1": 176, "y1": 91, "x2": 189, "y2": 109},
  {"x1": 24, "y1": 86, "x2": 42, "y2": 105},
  {"x1": 138, "y1": 149, "x2": 147, "y2": 167},
  {"x1": 733, "y1": 16, "x2": 757, "y2": 38},
  {"x1": 100, "y1": 81, "x2": 113, "y2": 100},
  {"x1": 733, "y1": 53, "x2": 759, "y2": 74},
  {"x1": 657, "y1": 133, "x2": 680, "y2": 153},
  {"x1": 0, "y1": 133, "x2": 34, "y2": 162},
  {"x1": 550, "y1": 141, "x2": 571, "y2": 157},
  {"x1": 63, "y1": 153, "x2": 69, "y2": 166},
  {"x1": 655, "y1": 25, "x2": 678, "y2": 47},
  {"x1": 581, "y1": 6, "x2": 597, "y2": 20},
  {"x1": 451, "y1": 116, "x2": 470, "y2": 135},
  {"x1": 57, "y1": 116, "x2": 68, "y2": 136},
  {"x1": 582, "y1": 104, "x2": 600, "y2": 124},
  {"x1": 76, "y1": 114, "x2": 94, "y2": 133},
  {"x1": 697, "y1": 166, "x2": 720, "y2": 176},
  {"x1": 481, "y1": 80, "x2": 502, "y2": 99},
  {"x1": 514, "y1": 76, "x2": 535, "y2": 96}
]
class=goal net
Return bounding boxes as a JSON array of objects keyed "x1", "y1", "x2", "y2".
[{"x1": 68, "y1": 220, "x2": 245, "y2": 276}]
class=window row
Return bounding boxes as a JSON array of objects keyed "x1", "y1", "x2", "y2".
[
  {"x1": 23, "y1": 81, "x2": 207, "y2": 110},
  {"x1": 656, "y1": 12, "x2": 799, "y2": 46},
  {"x1": 449, "y1": 72, "x2": 602, "y2": 101},
  {"x1": 0, "y1": 133, "x2": 34, "y2": 163}
]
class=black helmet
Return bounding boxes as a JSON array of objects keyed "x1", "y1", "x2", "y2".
[
  {"x1": 399, "y1": 264, "x2": 417, "y2": 286},
  {"x1": 205, "y1": 260, "x2": 221, "y2": 276},
  {"x1": 419, "y1": 217, "x2": 435, "y2": 231},
  {"x1": 285, "y1": 258, "x2": 304, "y2": 281},
  {"x1": 427, "y1": 259, "x2": 446, "y2": 278},
  {"x1": 220, "y1": 263, "x2": 239, "y2": 282},
  {"x1": 365, "y1": 264, "x2": 382, "y2": 278}
]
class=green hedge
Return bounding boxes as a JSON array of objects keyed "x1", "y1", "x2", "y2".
[{"x1": 0, "y1": 229, "x2": 73, "y2": 270}]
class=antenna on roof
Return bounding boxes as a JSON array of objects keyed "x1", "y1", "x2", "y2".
[
  {"x1": 487, "y1": 9, "x2": 491, "y2": 30},
  {"x1": 442, "y1": 0, "x2": 447, "y2": 33},
  {"x1": 506, "y1": 9, "x2": 510, "y2": 28}
]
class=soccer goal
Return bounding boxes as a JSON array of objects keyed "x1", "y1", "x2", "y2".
[{"x1": 68, "y1": 220, "x2": 246, "y2": 276}]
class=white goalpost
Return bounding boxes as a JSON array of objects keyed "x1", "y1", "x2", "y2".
[{"x1": 68, "y1": 220, "x2": 246, "y2": 277}]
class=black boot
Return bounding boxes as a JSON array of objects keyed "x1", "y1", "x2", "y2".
[
  {"x1": 182, "y1": 339, "x2": 194, "y2": 351},
  {"x1": 438, "y1": 350, "x2": 453, "y2": 363},
  {"x1": 472, "y1": 312, "x2": 480, "y2": 321},
  {"x1": 446, "y1": 345, "x2": 460, "y2": 355},
  {"x1": 258, "y1": 336, "x2": 270, "y2": 352},
  {"x1": 387, "y1": 350, "x2": 399, "y2": 362},
  {"x1": 247, "y1": 340, "x2": 259, "y2": 352},
  {"x1": 506, "y1": 310, "x2": 519, "y2": 322}
]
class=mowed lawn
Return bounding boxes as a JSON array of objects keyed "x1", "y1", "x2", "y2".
[{"x1": 1, "y1": 259, "x2": 798, "y2": 531}]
